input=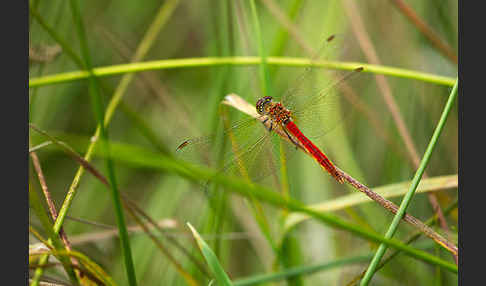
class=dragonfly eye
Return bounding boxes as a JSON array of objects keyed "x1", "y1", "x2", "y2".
[{"x1": 256, "y1": 96, "x2": 272, "y2": 115}]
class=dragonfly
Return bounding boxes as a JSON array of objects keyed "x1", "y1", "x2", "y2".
[{"x1": 177, "y1": 35, "x2": 363, "y2": 187}]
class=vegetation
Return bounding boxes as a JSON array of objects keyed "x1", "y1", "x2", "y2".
[{"x1": 29, "y1": 0, "x2": 458, "y2": 285}]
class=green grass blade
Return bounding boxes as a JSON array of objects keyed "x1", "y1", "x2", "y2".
[
  {"x1": 233, "y1": 254, "x2": 372, "y2": 286},
  {"x1": 28, "y1": 57, "x2": 456, "y2": 88},
  {"x1": 233, "y1": 239, "x2": 438, "y2": 286},
  {"x1": 360, "y1": 77, "x2": 459, "y2": 285},
  {"x1": 187, "y1": 223, "x2": 233, "y2": 286},
  {"x1": 68, "y1": 0, "x2": 137, "y2": 285}
]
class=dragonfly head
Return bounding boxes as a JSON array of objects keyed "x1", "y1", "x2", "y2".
[{"x1": 256, "y1": 96, "x2": 273, "y2": 115}]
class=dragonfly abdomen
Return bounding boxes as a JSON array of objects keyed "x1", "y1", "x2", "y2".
[{"x1": 285, "y1": 121, "x2": 344, "y2": 183}]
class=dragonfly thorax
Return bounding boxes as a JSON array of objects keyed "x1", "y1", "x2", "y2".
[{"x1": 256, "y1": 96, "x2": 292, "y2": 124}]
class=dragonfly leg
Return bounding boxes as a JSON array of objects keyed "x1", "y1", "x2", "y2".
[
  {"x1": 283, "y1": 126, "x2": 299, "y2": 149},
  {"x1": 262, "y1": 118, "x2": 274, "y2": 132}
]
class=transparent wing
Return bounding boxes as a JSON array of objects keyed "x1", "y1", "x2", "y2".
[
  {"x1": 176, "y1": 115, "x2": 264, "y2": 170},
  {"x1": 289, "y1": 68, "x2": 363, "y2": 140},
  {"x1": 277, "y1": 34, "x2": 363, "y2": 140},
  {"x1": 176, "y1": 115, "x2": 303, "y2": 190},
  {"x1": 280, "y1": 34, "x2": 342, "y2": 111},
  {"x1": 235, "y1": 124, "x2": 302, "y2": 187}
]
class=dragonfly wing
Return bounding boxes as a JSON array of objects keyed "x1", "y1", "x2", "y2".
[
  {"x1": 177, "y1": 116, "x2": 304, "y2": 190},
  {"x1": 176, "y1": 116, "x2": 263, "y2": 170},
  {"x1": 280, "y1": 34, "x2": 347, "y2": 112},
  {"x1": 289, "y1": 67, "x2": 363, "y2": 140}
]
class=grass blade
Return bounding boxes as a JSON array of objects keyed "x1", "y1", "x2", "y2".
[
  {"x1": 28, "y1": 57, "x2": 457, "y2": 88},
  {"x1": 68, "y1": 0, "x2": 137, "y2": 284},
  {"x1": 187, "y1": 223, "x2": 233, "y2": 286}
]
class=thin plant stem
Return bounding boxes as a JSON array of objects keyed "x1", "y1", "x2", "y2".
[
  {"x1": 360, "y1": 78, "x2": 458, "y2": 285},
  {"x1": 30, "y1": 151, "x2": 80, "y2": 274},
  {"x1": 29, "y1": 57, "x2": 456, "y2": 88}
]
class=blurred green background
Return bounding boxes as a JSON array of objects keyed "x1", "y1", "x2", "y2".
[{"x1": 29, "y1": 0, "x2": 458, "y2": 285}]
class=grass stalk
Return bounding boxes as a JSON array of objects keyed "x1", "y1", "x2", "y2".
[
  {"x1": 29, "y1": 57, "x2": 457, "y2": 88},
  {"x1": 188, "y1": 223, "x2": 233, "y2": 286},
  {"x1": 68, "y1": 1, "x2": 137, "y2": 285}
]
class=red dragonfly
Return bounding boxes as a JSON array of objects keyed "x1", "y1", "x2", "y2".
[{"x1": 177, "y1": 36, "x2": 363, "y2": 186}]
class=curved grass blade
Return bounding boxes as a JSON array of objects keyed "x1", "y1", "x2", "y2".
[
  {"x1": 28, "y1": 57, "x2": 456, "y2": 88},
  {"x1": 187, "y1": 223, "x2": 233, "y2": 286}
]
